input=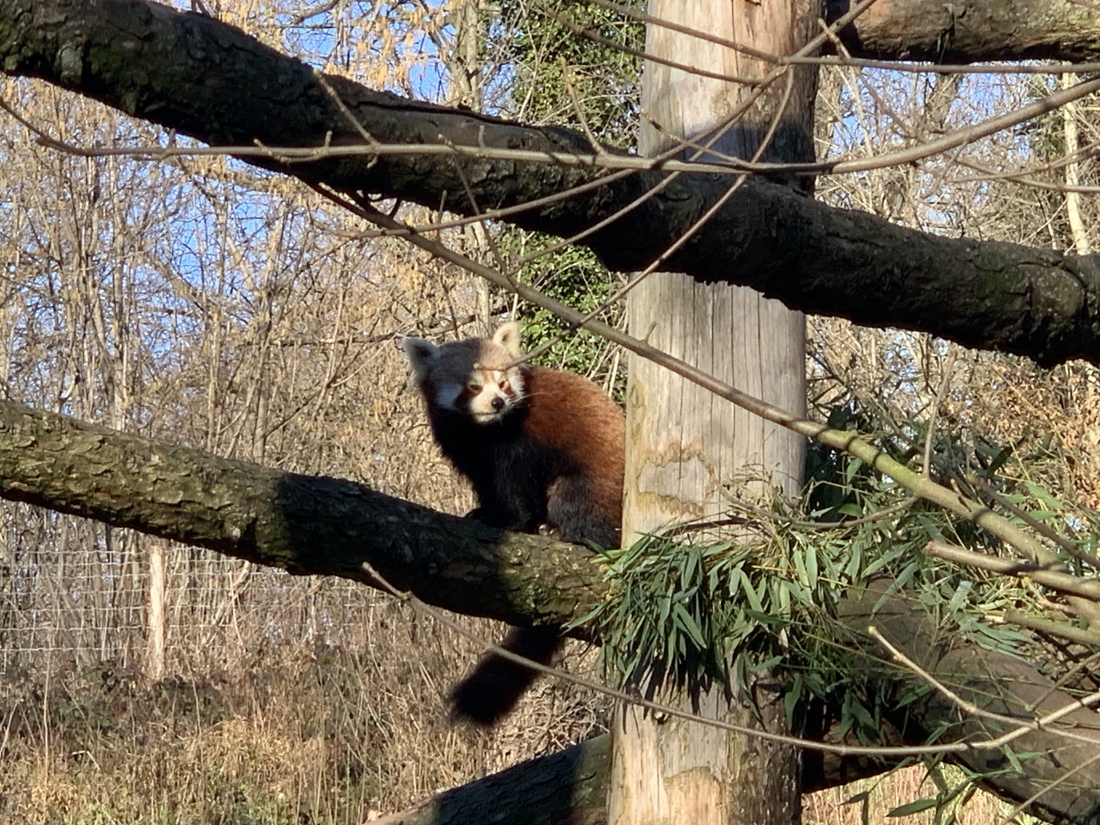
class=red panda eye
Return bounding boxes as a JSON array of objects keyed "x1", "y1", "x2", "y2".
[
  {"x1": 499, "y1": 379, "x2": 510, "y2": 391},
  {"x1": 468, "y1": 382, "x2": 482, "y2": 393}
]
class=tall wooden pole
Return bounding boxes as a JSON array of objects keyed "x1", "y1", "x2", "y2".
[{"x1": 609, "y1": 0, "x2": 818, "y2": 822}]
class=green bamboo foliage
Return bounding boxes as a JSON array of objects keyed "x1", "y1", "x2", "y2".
[{"x1": 580, "y1": 411, "x2": 1089, "y2": 741}]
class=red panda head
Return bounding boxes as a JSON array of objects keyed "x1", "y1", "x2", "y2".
[{"x1": 403, "y1": 322, "x2": 527, "y2": 424}]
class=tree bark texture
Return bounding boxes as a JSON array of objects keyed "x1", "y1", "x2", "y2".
[
  {"x1": 3, "y1": 0, "x2": 1100, "y2": 365},
  {"x1": 0, "y1": 398, "x2": 605, "y2": 630},
  {"x1": 2, "y1": 398, "x2": 1100, "y2": 821},
  {"x1": 610, "y1": 0, "x2": 814, "y2": 822},
  {"x1": 373, "y1": 735, "x2": 611, "y2": 825},
  {"x1": 371, "y1": 729, "x2": 923, "y2": 825},
  {"x1": 839, "y1": 582, "x2": 1100, "y2": 825},
  {"x1": 824, "y1": 0, "x2": 1100, "y2": 63}
]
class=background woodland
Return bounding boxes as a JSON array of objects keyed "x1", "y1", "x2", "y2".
[{"x1": 3, "y1": 0, "x2": 1100, "y2": 823}]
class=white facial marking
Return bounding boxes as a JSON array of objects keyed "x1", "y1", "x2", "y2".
[{"x1": 466, "y1": 369, "x2": 513, "y2": 422}]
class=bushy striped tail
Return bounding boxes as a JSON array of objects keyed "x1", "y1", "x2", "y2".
[{"x1": 449, "y1": 625, "x2": 562, "y2": 726}]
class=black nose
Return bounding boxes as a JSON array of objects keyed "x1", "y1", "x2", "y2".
[{"x1": 492, "y1": 397, "x2": 505, "y2": 411}]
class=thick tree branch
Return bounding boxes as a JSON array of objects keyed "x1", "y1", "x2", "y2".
[
  {"x1": 3, "y1": 0, "x2": 1100, "y2": 365},
  {"x1": 825, "y1": 0, "x2": 1100, "y2": 63},
  {"x1": 595, "y1": 0, "x2": 1100, "y2": 64},
  {"x1": 367, "y1": 732, "x2": 910, "y2": 825},
  {"x1": 372, "y1": 736, "x2": 610, "y2": 825},
  {"x1": 840, "y1": 583, "x2": 1100, "y2": 825},
  {"x1": 0, "y1": 398, "x2": 605, "y2": 630}
]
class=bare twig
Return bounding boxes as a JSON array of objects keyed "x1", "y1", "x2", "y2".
[
  {"x1": 923, "y1": 348, "x2": 957, "y2": 477},
  {"x1": 1004, "y1": 610, "x2": 1100, "y2": 648},
  {"x1": 363, "y1": 557, "x2": 1094, "y2": 758},
  {"x1": 869, "y1": 626, "x2": 1100, "y2": 746}
]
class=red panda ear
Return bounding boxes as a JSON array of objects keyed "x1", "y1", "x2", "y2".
[
  {"x1": 402, "y1": 337, "x2": 440, "y2": 380},
  {"x1": 493, "y1": 322, "x2": 522, "y2": 357}
]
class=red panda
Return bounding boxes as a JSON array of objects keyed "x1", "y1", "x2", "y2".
[{"x1": 403, "y1": 321, "x2": 625, "y2": 725}]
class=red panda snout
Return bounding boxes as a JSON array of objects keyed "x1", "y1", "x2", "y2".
[{"x1": 464, "y1": 371, "x2": 520, "y2": 423}]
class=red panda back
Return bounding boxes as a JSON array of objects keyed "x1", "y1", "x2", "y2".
[{"x1": 521, "y1": 366, "x2": 624, "y2": 547}]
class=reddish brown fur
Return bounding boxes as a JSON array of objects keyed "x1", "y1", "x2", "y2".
[
  {"x1": 404, "y1": 325, "x2": 624, "y2": 725},
  {"x1": 406, "y1": 328, "x2": 624, "y2": 547},
  {"x1": 520, "y1": 366, "x2": 624, "y2": 544}
]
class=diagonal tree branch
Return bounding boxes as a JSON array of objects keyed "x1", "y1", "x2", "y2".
[{"x1": 2, "y1": 0, "x2": 1100, "y2": 365}]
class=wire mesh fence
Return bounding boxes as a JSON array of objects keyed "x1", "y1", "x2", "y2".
[{"x1": 0, "y1": 501, "x2": 386, "y2": 681}]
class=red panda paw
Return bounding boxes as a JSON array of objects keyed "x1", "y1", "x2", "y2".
[{"x1": 537, "y1": 523, "x2": 561, "y2": 539}]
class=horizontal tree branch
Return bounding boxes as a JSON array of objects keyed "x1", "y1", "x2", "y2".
[
  {"x1": 372, "y1": 735, "x2": 610, "y2": 825},
  {"x1": 0, "y1": 397, "x2": 902, "y2": 804},
  {"x1": 369, "y1": 731, "x2": 911, "y2": 825},
  {"x1": 2, "y1": 0, "x2": 1100, "y2": 365},
  {"x1": 0, "y1": 398, "x2": 605, "y2": 630},
  {"x1": 596, "y1": 0, "x2": 1100, "y2": 65},
  {"x1": 824, "y1": 0, "x2": 1100, "y2": 64}
]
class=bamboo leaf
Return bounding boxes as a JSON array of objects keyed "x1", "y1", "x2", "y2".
[{"x1": 887, "y1": 798, "x2": 938, "y2": 817}]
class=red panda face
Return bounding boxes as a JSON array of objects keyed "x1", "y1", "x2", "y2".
[
  {"x1": 457, "y1": 367, "x2": 522, "y2": 423},
  {"x1": 403, "y1": 322, "x2": 527, "y2": 425}
]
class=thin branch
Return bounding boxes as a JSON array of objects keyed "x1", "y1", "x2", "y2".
[
  {"x1": 869, "y1": 626, "x2": 1100, "y2": 746},
  {"x1": 539, "y1": 5, "x2": 767, "y2": 87},
  {"x1": 1004, "y1": 610, "x2": 1100, "y2": 648},
  {"x1": 925, "y1": 541, "x2": 1100, "y2": 603},
  {"x1": 994, "y1": 751, "x2": 1100, "y2": 825},
  {"x1": 963, "y1": 472, "x2": 1100, "y2": 566},
  {"x1": 326, "y1": 192, "x2": 1073, "y2": 576},
  {"x1": 517, "y1": 69, "x2": 798, "y2": 366},
  {"x1": 923, "y1": 348, "x2": 956, "y2": 477},
  {"x1": 584, "y1": 0, "x2": 1100, "y2": 76},
  {"x1": 365, "y1": 558, "x2": 1091, "y2": 759}
]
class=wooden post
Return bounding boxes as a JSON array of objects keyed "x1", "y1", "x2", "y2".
[
  {"x1": 609, "y1": 0, "x2": 818, "y2": 822},
  {"x1": 145, "y1": 538, "x2": 166, "y2": 681}
]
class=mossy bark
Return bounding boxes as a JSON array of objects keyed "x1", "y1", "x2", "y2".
[
  {"x1": 2, "y1": 400, "x2": 1100, "y2": 821},
  {"x1": 0, "y1": 398, "x2": 604, "y2": 628}
]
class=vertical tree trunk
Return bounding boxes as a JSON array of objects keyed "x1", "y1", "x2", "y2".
[
  {"x1": 1062, "y1": 72, "x2": 1090, "y2": 255},
  {"x1": 442, "y1": 0, "x2": 494, "y2": 332},
  {"x1": 446, "y1": 0, "x2": 481, "y2": 110},
  {"x1": 609, "y1": 1, "x2": 818, "y2": 822}
]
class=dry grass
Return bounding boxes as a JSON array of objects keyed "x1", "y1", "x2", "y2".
[
  {"x1": 806, "y1": 764, "x2": 1036, "y2": 825},
  {"x1": 0, "y1": 625, "x2": 606, "y2": 825},
  {"x1": 0, "y1": 650, "x2": 1037, "y2": 825}
]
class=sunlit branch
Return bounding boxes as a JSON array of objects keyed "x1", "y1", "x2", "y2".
[
  {"x1": 584, "y1": 0, "x2": 1100, "y2": 75},
  {"x1": 953, "y1": 151, "x2": 1100, "y2": 195},
  {"x1": 924, "y1": 541, "x2": 1100, "y2": 602},
  {"x1": 1006, "y1": 611, "x2": 1100, "y2": 648},
  {"x1": 870, "y1": 627, "x2": 1100, "y2": 747},
  {"x1": 368, "y1": 556, "x2": 1095, "y2": 758},
  {"x1": 333, "y1": 192, "x2": 1086, "y2": 585},
  {"x1": 995, "y1": 752, "x2": 1100, "y2": 825}
]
